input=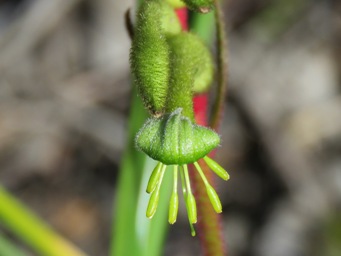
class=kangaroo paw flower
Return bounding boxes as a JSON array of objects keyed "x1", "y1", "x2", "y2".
[{"x1": 138, "y1": 109, "x2": 229, "y2": 235}]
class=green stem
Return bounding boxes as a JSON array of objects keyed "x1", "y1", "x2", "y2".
[
  {"x1": 0, "y1": 186, "x2": 87, "y2": 256},
  {"x1": 110, "y1": 85, "x2": 147, "y2": 256},
  {"x1": 210, "y1": 0, "x2": 228, "y2": 130},
  {"x1": 189, "y1": 2, "x2": 228, "y2": 255}
]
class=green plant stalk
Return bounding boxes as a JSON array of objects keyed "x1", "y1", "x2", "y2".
[
  {"x1": 110, "y1": 90, "x2": 147, "y2": 256},
  {"x1": 0, "y1": 186, "x2": 87, "y2": 256},
  {"x1": 110, "y1": 87, "x2": 147, "y2": 256},
  {"x1": 0, "y1": 233, "x2": 27, "y2": 256},
  {"x1": 191, "y1": 1, "x2": 227, "y2": 128},
  {"x1": 111, "y1": 83, "x2": 173, "y2": 256}
]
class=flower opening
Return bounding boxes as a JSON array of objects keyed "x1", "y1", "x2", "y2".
[{"x1": 145, "y1": 156, "x2": 228, "y2": 235}]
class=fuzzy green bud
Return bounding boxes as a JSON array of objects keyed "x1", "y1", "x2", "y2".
[
  {"x1": 166, "y1": 33, "x2": 214, "y2": 116},
  {"x1": 136, "y1": 108, "x2": 220, "y2": 165},
  {"x1": 130, "y1": 0, "x2": 170, "y2": 115}
]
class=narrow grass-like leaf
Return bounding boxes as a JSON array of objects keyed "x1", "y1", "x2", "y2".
[
  {"x1": 0, "y1": 186, "x2": 87, "y2": 256},
  {"x1": 111, "y1": 84, "x2": 148, "y2": 256}
]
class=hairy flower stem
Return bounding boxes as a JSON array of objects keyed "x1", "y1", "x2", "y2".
[
  {"x1": 210, "y1": 0, "x2": 228, "y2": 130},
  {"x1": 190, "y1": 95, "x2": 226, "y2": 255},
  {"x1": 176, "y1": 5, "x2": 228, "y2": 256}
]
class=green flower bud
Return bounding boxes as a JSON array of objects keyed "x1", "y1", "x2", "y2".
[
  {"x1": 189, "y1": 34, "x2": 214, "y2": 93},
  {"x1": 135, "y1": 108, "x2": 220, "y2": 165},
  {"x1": 166, "y1": 33, "x2": 214, "y2": 117},
  {"x1": 130, "y1": 0, "x2": 170, "y2": 115}
]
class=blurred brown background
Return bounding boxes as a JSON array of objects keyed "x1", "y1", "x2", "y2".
[{"x1": 0, "y1": 0, "x2": 341, "y2": 255}]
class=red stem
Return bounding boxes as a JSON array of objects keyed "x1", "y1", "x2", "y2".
[{"x1": 176, "y1": 8, "x2": 226, "y2": 256}]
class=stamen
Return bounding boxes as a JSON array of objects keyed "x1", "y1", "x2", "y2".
[
  {"x1": 203, "y1": 156, "x2": 229, "y2": 181},
  {"x1": 183, "y1": 165, "x2": 197, "y2": 224},
  {"x1": 194, "y1": 162, "x2": 222, "y2": 213},
  {"x1": 146, "y1": 162, "x2": 164, "y2": 193},
  {"x1": 179, "y1": 166, "x2": 187, "y2": 195},
  {"x1": 168, "y1": 166, "x2": 179, "y2": 224},
  {"x1": 146, "y1": 164, "x2": 166, "y2": 218},
  {"x1": 189, "y1": 223, "x2": 196, "y2": 237},
  {"x1": 180, "y1": 165, "x2": 196, "y2": 236}
]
